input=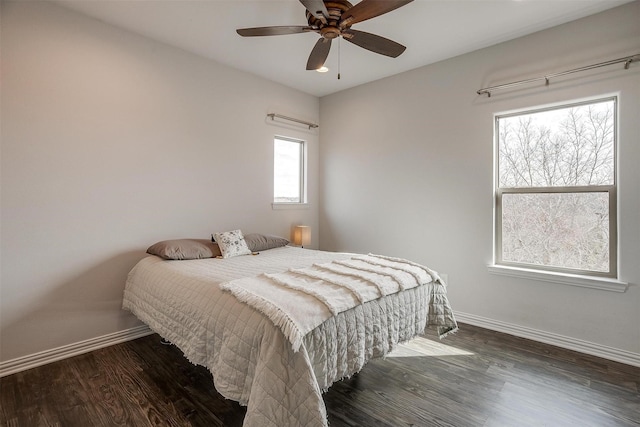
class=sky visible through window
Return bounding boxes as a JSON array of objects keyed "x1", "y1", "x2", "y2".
[{"x1": 274, "y1": 138, "x2": 302, "y2": 203}]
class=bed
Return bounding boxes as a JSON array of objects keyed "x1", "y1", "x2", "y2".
[{"x1": 123, "y1": 238, "x2": 457, "y2": 427}]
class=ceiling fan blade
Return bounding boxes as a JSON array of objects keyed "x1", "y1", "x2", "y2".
[
  {"x1": 299, "y1": 0, "x2": 329, "y2": 20},
  {"x1": 342, "y1": 29, "x2": 406, "y2": 58},
  {"x1": 236, "y1": 26, "x2": 313, "y2": 37},
  {"x1": 340, "y1": 0, "x2": 414, "y2": 27},
  {"x1": 306, "y1": 38, "x2": 332, "y2": 70}
]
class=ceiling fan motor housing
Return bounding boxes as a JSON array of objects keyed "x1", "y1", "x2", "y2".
[{"x1": 307, "y1": 0, "x2": 354, "y2": 39}]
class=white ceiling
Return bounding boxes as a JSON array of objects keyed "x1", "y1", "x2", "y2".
[{"x1": 52, "y1": 0, "x2": 633, "y2": 97}]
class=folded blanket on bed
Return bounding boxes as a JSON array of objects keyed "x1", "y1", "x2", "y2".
[{"x1": 221, "y1": 254, "x2": 457, "y2": 351}]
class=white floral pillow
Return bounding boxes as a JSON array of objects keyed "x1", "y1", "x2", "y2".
[{"x1": 213, "y1": 229, "x2": 252, "y2": 259}]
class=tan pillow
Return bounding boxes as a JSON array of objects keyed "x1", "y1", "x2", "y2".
[
  {"x1": 147, "y1": 239, "x2": 221, "y2": 260},
  {"x1": 243, "y1": 233, "x2": 289, "y2": 252}
]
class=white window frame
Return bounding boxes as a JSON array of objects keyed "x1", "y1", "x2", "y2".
[
  {"x1": 272, "y1": 136, "x2": 308, "y2": 209},
  {"x1": 490, "y1": 96, "x2": 628, "y2": 292}
]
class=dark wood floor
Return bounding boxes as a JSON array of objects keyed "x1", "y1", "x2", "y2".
[{"x1": 1, "y1": 323, "x2": 638, "y2": 427}]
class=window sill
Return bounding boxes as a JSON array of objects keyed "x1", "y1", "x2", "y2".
[
  {"x1": 272, "y1": 202, "x2": 310, "y2": 210},
  {"x1": 487, "y1": 264, "x2": 629, "y2": 293}
]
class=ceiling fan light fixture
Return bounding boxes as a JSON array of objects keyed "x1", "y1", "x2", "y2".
[{"x1": 316, "y1": 66, "x2": 329, "y2": 73}]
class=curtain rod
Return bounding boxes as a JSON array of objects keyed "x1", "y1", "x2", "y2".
[
  {"x1": 267, "y1": 113, "x2": 319, "y2": 129},
  {"x1": 477, "y1": 53, "x2": 640, "y2": 97}
]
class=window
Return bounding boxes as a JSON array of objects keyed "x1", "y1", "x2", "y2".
[
  {"x1": 273, "y1": 136, "x2": 306, "y2": 204},
  {"x1": 495, "y1": 97, "x2": 617, "y2": 278}
]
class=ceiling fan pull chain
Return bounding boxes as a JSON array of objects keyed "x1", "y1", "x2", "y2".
[{"x1": 338, "y1": 37, "x2": 341, "y2": 80}]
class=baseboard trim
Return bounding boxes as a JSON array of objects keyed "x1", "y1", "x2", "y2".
[
  {"x1": 3, "y1": 314, "x2": 638, "y2": 377},
  {"x1": 0, "y1": 325, "x2": 153, "y2": 378},
  {"x1": 455, "y1": 311, "x2": 640, "y2": 367}
]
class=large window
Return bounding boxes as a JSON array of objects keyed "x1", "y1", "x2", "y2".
[
  {"x1": 495, "y1": 97, "x2": 617, "y2": 277},
  {"x1": 273, "y1": 136, "x2": 306, "y2": 204}
]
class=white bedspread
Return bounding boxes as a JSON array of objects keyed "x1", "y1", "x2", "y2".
[{"x1": 122, "y1": 246, "x2": 457, "y2": 427}]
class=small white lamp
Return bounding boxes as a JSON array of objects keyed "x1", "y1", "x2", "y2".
[{"x1": 293, "y1": 225, "x2": 311, "y2": 248}]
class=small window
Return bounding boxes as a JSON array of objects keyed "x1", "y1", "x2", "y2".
[
  {"x1": 273, "y1": 136, "x2": 306, "y2": 204},
  {"x1": 495, "y1": 97, "x2": 617, "y2": 277}
]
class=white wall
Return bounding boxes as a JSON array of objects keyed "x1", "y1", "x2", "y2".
[
  {"x1": 2, "y1": 0, "x2": 638, "y2": 369},
  {"x1": 0, "y1": 1, "x2": 320, "y2": 362},
  {"x1": 319, "y1": 3, "x2": 640, "y2": 359}
]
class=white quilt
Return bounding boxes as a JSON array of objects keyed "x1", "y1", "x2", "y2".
[{"x1": 122, "y1": 247, "x2": 457, "y2": 426}]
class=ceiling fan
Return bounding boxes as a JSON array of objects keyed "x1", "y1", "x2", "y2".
[{"x1": 236, "y1": 0, "x2": 414, "y2": 71}]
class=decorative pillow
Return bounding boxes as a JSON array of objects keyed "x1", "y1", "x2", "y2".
[
  {"x1": 213, "y1": 229, "x2": 252, "y2": 259},
  {"x1": 244, "y1": 233, "x2": 289, "y2": 252},
  {"x1": 147, "y1": 239, "x2": 221, "y2": 260}
]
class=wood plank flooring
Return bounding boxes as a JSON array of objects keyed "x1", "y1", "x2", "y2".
[{"x1": 1, "y1": 323, "x2": 638, "y2": 426}]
